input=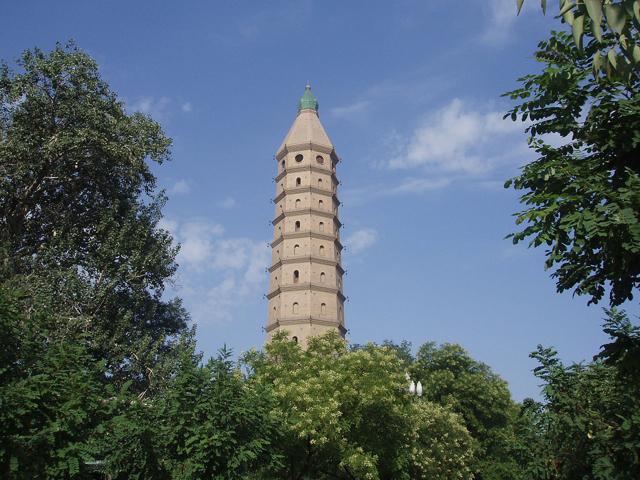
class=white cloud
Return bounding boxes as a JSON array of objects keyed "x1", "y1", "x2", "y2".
[
  {"x1": 244, "y1": 241, "x2": 270, "y2": 284},
  {"x1": 169, "y1": 179, "x2": 191, "y2": 195},
  {"x1": 345, "y1": 228, "x2": 378, "y2": 254},
  {"x1": 157, "y1": 218, "x2": 178, "y2": 236},
  {"x1": 181, "y1": 102, "x2": 193, "y2": 113},
  {"x1": 165, "y1": 218, "x2": 269, "y2": 324},
  {"x1": 219, "y1": 196, "x2": 237, "y2": 209},
  {"x1": 342, "y1": 176, "x2": 452, "y2": 206},
  {"x1": 481, "y1": 0, "x2": 534, "y2": 46},
  {"x1": 340, "y1": 97, "x2": 530, "y2": 205},
  {"x1": 388, "y1": 98, "x2": 525, "y2": 175},
  {"x1": 386, "y1": 177, "x2": 452, "y2": 194},
  {"x1": 330, "y1": 100, "x2": 371, "y2": 119},
  {"x1": 177, "y1": 221, "x2": 225, "y2": 266},
  {"x1": 212, "y1": 239, "x2": 252, "y2": 270},
  {"x1": 130, "y1": 96, "x2": 171, "y2": 120}
]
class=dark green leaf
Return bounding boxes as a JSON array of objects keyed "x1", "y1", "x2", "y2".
[
  {"x1": 572, "y1": 14, "x2": 585, "y2": 49},
  {"x1": 604, "y1": 4, "x2": 626, "y2": 34},
  {"x1": 585, "y1": 0, "x2": 603, "y2": 41}
]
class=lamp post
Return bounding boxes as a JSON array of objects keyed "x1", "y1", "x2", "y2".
[{"x1": 406, "y1": 373, "x2": 423, "y2": 397}]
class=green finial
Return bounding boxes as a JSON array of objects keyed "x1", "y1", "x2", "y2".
[{"x1": 298, "y1": 83, "x2": 319, "y2": 112}]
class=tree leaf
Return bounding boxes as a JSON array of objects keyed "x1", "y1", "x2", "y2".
[
  {"x1": 633, "y1": 44, "x2": 640, "y2": 64},
  {"x1": 541, "y1": 0, "x2": 547, "y2": 14},
  {"x1": 517, "y1": 0, "x2": 525, "y2": 14},
  {"x1": 618, "y1": 33, "x2": 629, "y2": 50},
  {"x1": 608, "y1": 48, "x2": 619, "y2": 70},
  {"x1": 585, "y1": 0, "x2": 603, "y2": 41},
  {"x1": 593, "y1": 49, "x2": 604, "y2": 73},
  {"x1": 560, "y1": 0, "x2": 575, "y2": 16},
  {"x1": 68, "y1": 458, "x2": 80, "y2": 475},
  {"x1": 604, "y1": 4, "x2": 626, "y2": 34},
  {"x1": 573, "y1": 14, "x2": 585, "y2": 49},
  {"x1": 9, "y1": 457, "x2": 18, "y2": 473},
  {"x1": 634, "y1": 0, "x2": 640, "y2": 23},
  {"x1": 563, "y1": 5, "x2": 575, "y2": 25}
]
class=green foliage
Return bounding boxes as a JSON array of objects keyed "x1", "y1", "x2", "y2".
[
  {"x1": 504, "y1": 398, "x2": 558, "y2": 479},
  {"x1": 518, "y1": 0, "x2": 640, "y2": 82},
  {"x1": 246, "y1": 331, "x2": 476, "y2": 480},
  {"x1": 1, "y1": 42, "x2": 194, "y2": 478},
  {"x1": 0, "y1": 286, "x2": 107, "y2": 479},
  {"x1": 505, "y1": 7, "x2": 640, "y2": 476},
  {"x1": 596, "y1": 308, "x2": 640, "y2": 382},
  {"x1": 504, "y1": 29, "x2": 640, "y2": 306},
  {"x1": 159, "y1": 346, "x2": 282, "y2": 479},
  {"x1": 412, "y1": 343, "x2": 513, "y2": 440},
  {"x1": 522, "y1": 309, "x2": 640, "y2": 479},
  {"x1": 407, "y1": 401, "x2": 476, "y2": 480},
  {"x1": 96, "y1": 344, "x2": 281, "y2": 480},
  {"x1": 97, "y1": 394, "x2": 169, "y2": 480},
  {"x1": 0, "y1": 280, "x2": 280, "y2": 479},
  {"x1": 0, "y1": 42, "x2": 188, "y2": 389},
  {"x1": 411, "y1": 342, "x2": 521, "y2": 479}
]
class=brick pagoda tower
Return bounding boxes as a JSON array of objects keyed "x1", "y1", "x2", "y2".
[{"x1": 265, "y1": 85, "x2": 346, "y2": 346}]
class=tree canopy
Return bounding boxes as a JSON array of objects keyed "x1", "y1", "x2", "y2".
[
  {"x1": 504, "y1": 25, "x2": 640, "y2": 305},
  {"x1": 0, "y1": 286, "x2": 107, "y2": 478},
  {"x1": 0, "y1": 42, "x2": 189, "y2": 389},
  {"x1": 245, "y1": 332, "x2": 476, "y2": 480},
  {"x1": 410, "y1": 342, "x2": 522, "y2": 480},
  {"x1": 503, "y1": 4, "x2": 640, "y2": 478},
  {"x1": 517, "y1": 310, "x2": 640, "y2": 479}
]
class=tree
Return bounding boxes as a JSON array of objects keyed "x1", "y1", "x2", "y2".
[
  {"x1": 0, "y1": 42, "x2": 188, "y2": 388},
  {"x1": 518, "y1": 0, "x2": 640, "y2": 81},
  {"x1": 520, "y1": 310, "x2": 640, "y2": 479},
  {"x1": 246, "y1": 331, "x2": 475, "y2": 480},
  {"x1": 410, "y1": 342, "x2": 521, "y2": 480},
  {"x1": 0, "y1": 286, "x2": 107, "y2": 479},
  {"x1": 504, "y1": 26, "x2": 640, "y2": 305},
  {"x1": 0, "y1": 281, "x2": 282, "y2": 479},
  {"x1": 160, "y1": 346, "x2": 282, "y2": 479},
  {"x1": 407, "y1": 401, "x2": 477, "y2": 480},
  {"x1": 98, "y1": 344, "x2": 282, "y2": 480},
  {"x1": 504, "y1": 6, "x2": 640, "y2": 475}
]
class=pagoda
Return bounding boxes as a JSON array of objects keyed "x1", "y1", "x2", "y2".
[{"x1": 265, "y1": 85, "x2": 346, "y2": 346}]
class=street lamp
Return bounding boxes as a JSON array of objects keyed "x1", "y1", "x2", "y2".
[{"x1": 406, "y1": 373, "x2": 423, "y2": 397}]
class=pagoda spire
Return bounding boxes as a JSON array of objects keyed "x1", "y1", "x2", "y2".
[
  {"x1": 277, "y1": 85, "x2": 332, "y2": 157},
  {"x1": 298, "y1": 83, "x2": 319, "y2": 112}
]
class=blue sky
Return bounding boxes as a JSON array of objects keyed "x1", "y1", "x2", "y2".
[{"x1": 2, "y1": 1, "x2": 636, "y2": 400}]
